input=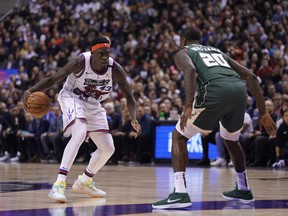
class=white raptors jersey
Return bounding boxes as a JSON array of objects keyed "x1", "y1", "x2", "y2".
[{"x1": 62, "y1": 51, "x2": 113, "y2": 105}]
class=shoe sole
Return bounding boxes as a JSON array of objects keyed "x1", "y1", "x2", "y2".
[
  {"x1": 48, "y1": 193, "x2": 67, "y2": 203},
  {"x1": 152, "y1": 202, "x2": 192, "y2": 209},
  {"x1": 210, "y1": 163, "x2": 226, "y2": 167},
  {"x1": 72, "y1": 182, "x2": 106, "y2": 198},
  {"x1": 222, "y1": 194, "x2": 255, "y2": 203}
]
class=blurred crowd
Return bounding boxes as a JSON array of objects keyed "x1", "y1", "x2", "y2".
[{"x1": 0, "y1": 0, "x2": 288, "y2": 167}]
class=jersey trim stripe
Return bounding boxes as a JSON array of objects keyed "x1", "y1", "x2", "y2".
[
  {"x1": 74, "y1": 54, "x2": 85, "y2": 78},
  {"x1": 88, "y1": 129, "x2": 110, "y2": 133}
]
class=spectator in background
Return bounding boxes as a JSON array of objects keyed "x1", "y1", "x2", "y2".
[
  {"x1": 272, "y1": 93, "x2": 283, "y2": 117},
  {"x1": 238, "y1": 112, "x2": 255, "y2": 166},
  {"x1": 17, "y1": 111, "x2": 37, "y2": 162},
  {"x1": 265, "y1": 82, "x2": 277, "y2": 99},
  {"x1": 257, "y1": 58, "x2": 273, "y2": 84},
  {"x1": 0, "y1": 105, "x2": 26, "y2": 162},
  {"x1": 212, "y1": 110, "x2": 255, "y2": 167},
  {"x1": 246, "y1": 95, "x2": 256, "y2": 119},
  {"x1": 129, "y1": 106, "x2": 153, "y2": 163},
  {"x1": 1, "y1": 54, "x2": 17, "y2": 69},
  {"x1": 0, "y1": 103, "x2": 12, "y2": 161},
  {"x1": 26, "y1": 115, "x2": 50, "y2": 163},
  {"x1": 104, "y1": 101, "x2": 122, "y2": 164},
  {"x1": 210, "y1": 131, "x2": 230, "y2": 167},
  {"x1": 158, "y1": 99, "x2": 170, "y2": 120},
  {"x1": 117, "y1": 107, "x2": 134, "y2": 163},
  {"x1": 272, "y1": 109, "x2": 288, "y2": 168},
  {"x1": 195, "y1": 126, "x2": 218, "y2": 166},
  {"x1": 249, "y1": 99, "x2": 277, "y2": 167},
  {"x1": 276, "y1": 97, "x2": 288, "y2": 127},
  {"x1": 40, "y1": 104, "x2": 62, "y2": 163}
]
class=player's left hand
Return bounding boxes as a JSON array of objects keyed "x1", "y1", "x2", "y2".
[
  {"x1": 131, "y1": 119, "x2": 141, "y2": 138},
  {"x1": 259, "y1": 112, "x2": 277, "y2": 137}
]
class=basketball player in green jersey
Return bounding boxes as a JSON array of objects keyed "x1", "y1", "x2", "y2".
[{"x1": 152, "y1": 27, "x2": 277, "y2": 209}]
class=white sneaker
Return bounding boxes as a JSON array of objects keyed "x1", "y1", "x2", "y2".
[
  {"x1": 48, "y1": 181, "x2": 67, "y2": 203},
  {"x1": 10, "y1": 156, "x2": 19, "y2": 162},
  {"x1": 72, "y1": 175, "x2": 106, "y2": 198},
  {"x1": 10, "y1": 152, "x2": 21, "y2": 162},
  {"x1": 210, "y1": 158, "x2": 227, "y2": 167},
  {"x1": 228, "y1": 161, "x2": 234, "y2": 167},
  {"x1": 272, "y1": 160, "x2": 285, "y2": 168},
  {"x1": 0, "y1": 152, "x2": 10, "y2": 162}
]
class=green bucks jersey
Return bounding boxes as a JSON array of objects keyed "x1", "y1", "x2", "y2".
[{"x1": 185, "y1": 44, "x2": 240, "y2": 86}]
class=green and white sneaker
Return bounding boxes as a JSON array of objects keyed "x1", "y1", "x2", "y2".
[
  {"x1": 72, "y1": 175, "x2": 106, "y2": 198},
  {"x1": 152, "y1": 192, "x2": 192, "y2": 209},
  {"x1": 48, "y1": 181, "x2": 67, "y2": 203},
  {"x1": 222, "y1": 187, "x2": 254, "y2": 203}
]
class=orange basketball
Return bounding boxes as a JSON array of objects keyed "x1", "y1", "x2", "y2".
[{"x1": 26, "y1": 91, "x2": 51, "y2": 118}]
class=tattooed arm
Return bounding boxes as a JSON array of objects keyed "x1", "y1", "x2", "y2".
[{"x1": 174, "y1": 48, "x2": 197, "y2": 131}]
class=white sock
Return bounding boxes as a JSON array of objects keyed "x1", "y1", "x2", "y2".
[
  {"x1": 174, "y1": 172, "x2": 187, "y2": 193},
  {"x1": 81, "y1": 168, "x2": 93, "y2": 182},
  {"x1": 236, "y1": 170, "x2": 250, "y2": 190},
  {"x1": 56, "y1": 175, "x2": 67, "y2": 182},
  {"x1": 56, "y1": 167, "x2": 69, "y2": 182}
]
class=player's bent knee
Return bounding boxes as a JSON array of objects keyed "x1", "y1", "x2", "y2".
[{"x1": 105, "y1": 144, "x2": 115, "y2": 156}]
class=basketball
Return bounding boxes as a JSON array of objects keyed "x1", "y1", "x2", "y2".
[{"x1": 26, "y1": 91, "x2": 51, "y2": 118}]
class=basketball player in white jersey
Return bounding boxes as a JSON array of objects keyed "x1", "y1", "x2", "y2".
[{"x1": 23, "y1": 36, "x2": 141, "y2": 203}]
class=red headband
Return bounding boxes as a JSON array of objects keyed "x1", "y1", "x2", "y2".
[{"x1": 91, "y1": 43, "x2": 110, "y2": 52}]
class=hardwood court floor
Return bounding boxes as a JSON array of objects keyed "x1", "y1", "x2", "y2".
[{"x1": 0, "y1": 162, "x2": 287, "y2": 216}]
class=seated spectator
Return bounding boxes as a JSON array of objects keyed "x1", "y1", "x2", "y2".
[
  {"x1": 16, "y1": 112, "x2": 36, "y2": 161},
  {"x1": 272, "y1": 93, "x2": 283, "y2": 118},
  {"x1": 25, "y1": 114, "x2": 50, "y2": 162},
  {"x1": 272, "y1": 109, "x2": 288, "y2": 168},
  {"x1": 210, "y1": 132, "x2": 228, "y2": 167},
  {"x1": 104, "y1": 101, "x2": 122, "y2": 164},
  {"x1": 238, "y1": 111, "x2": 255, "y2": 165},
  {"x1": 246, "y1": 95, "x2": 257, "y2": 119},
  {"x1": 211, "y1": 111, "x2": 254, "y2": 167},
  {"x1": 129, "y1": 106, "x2": 153, "y2": 163},
  {"x1": 115, "y1": 107, "x2": 134, "y2": 162},
  {"x1": 40, "y1": 104, "x2": 62, "y2": 163},
  {"x1": 0, "y1": 105, "x2": 26, "y2": 162},
  {"x1": 0, "y1": 103, "x2": 12, "y2": 161},
  {"x1": 249, "y1": 99, "x2": 278, "y2": 167},
  {"x1": 276, "y1": 98, "x2": 288, "y2": 127},
  {"x1": 195, "y1": 126, "x2": 219, "y2": 166}
]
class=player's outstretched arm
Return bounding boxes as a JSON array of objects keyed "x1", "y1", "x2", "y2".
[
  {"x1": 227, "y1": 56, "x2": 277, "y2": 136},
  {"x1": 24, "y1": 55, "x2": 84, "y2": 111},
  {"x1": 27, "y1": 55, "x2": 84, "y2": 94},
  {"x1": 113, "y1": 61, "x2": 141, "y2": 138}
]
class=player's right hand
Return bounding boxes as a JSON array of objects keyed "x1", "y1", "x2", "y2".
[
  {"x1": 180, "y1": 107, "x2": 192, "y2": 131},
  {"x1": 259, "y1": 112, "x2": 277, "y2": 137},
  {"x1": 23, "y1": 90, "x2": 32, "y2": 111}
]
